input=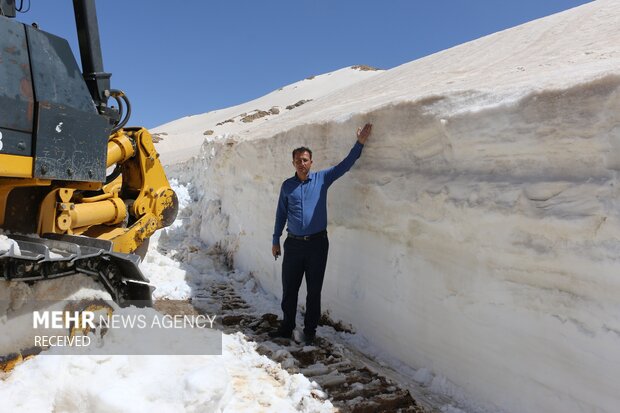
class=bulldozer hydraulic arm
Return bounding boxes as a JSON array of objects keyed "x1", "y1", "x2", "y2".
[
  {"x1": 31, "y1": 127, "x2": 178, "y2": 255},
  {"x1": 0, "y1": 127, "x2": 177, "y2": 305}
]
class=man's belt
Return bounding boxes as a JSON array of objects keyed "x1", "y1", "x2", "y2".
[{"x1": 287, "y1": 230, "x2": 327, "y2": 241}]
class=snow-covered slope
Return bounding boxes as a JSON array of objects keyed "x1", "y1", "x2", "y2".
[
  {"x1": 156, "y1": 1, "x2": 620, "y2": 412},
  {"x1": 153, "y1": 66, "x2": 383, "y2": 165}
]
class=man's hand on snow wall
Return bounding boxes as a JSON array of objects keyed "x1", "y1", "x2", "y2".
[{"x1": 357, "y1": 123, "x2": 373, "y2": 144}]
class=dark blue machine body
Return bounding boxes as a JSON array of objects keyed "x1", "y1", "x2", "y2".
[{"x1": 0, "y1": 15, "x2": 109, "y2": 182}]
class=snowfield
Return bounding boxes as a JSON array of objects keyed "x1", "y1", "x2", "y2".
[
  {"x1": 0, "y1": 1, "x2": 618, "y2": 412},
  {"x1": 153, "y1": 1, "x2": 620, "y2": 412},
  {"x1": 0, "y1": 333, "x2": 331, "y2": 412}
]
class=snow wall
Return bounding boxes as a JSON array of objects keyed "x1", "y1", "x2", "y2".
[
  {"x1": 169, "y1": 72, "x2": 620, "y2": 413},
  {"x1": 164, "y1": 3, "x2": 620, "y2": 412}
]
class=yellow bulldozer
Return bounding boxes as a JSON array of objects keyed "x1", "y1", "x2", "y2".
[{"x1": 0, "y1": 0, "x2": 177, "y2": 306}]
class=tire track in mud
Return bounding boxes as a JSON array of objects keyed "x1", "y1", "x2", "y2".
[{"x1": 157, "y1": 280, "x2": 433, "y2": 413}]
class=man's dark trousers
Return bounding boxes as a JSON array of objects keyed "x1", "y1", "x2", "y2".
[{"x1": 280, "y1": 233, "x2": 329, "y2": 335}]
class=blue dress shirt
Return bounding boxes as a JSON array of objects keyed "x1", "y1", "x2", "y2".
[{"x1": 272, "y1": 141, "x2": 364, "y2": 245}]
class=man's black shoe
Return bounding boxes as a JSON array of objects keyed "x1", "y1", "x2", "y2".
[
  {"x1": 303, "y1": 331, "x2": 316, "y2": 345},
  {"x1": 268, "y1": 328, "x2": 292, "y2": 339}
]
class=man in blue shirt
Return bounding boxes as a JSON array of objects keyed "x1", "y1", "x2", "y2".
[{"x1": 270, "y1": 123, "x2": 373, "y2": 345}]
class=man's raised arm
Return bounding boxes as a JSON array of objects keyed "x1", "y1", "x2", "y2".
[{"x1": 324, "y1": 123, "x2": 373, "y2": 185}]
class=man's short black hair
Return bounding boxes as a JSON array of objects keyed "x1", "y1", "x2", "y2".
[{"x1": 292, "y1": 147, "x2": 312, "y2": 159}]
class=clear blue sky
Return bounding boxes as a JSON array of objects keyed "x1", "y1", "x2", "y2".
[{"x1": 14, "y1": 0, "x2": 591, "y2": 128}]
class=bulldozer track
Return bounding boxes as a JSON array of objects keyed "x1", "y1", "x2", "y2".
[{"x1": 0, "y1": 234, "x2": 153, "y2": 305}]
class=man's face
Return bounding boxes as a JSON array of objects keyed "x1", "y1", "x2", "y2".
[{"x1": 292, "y1": 151, "x2": 313, "y2": 177}]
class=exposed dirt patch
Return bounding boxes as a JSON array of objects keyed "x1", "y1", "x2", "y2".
[
  {"x1": 286, "y1": 99, "x2": 312, "y2": 110},
  {"x1": 319, "y1": 312, "x2": 354, "y2": 333},
  {"x1": 154, "y1": 299, "x2": 201, "y2": 316},
  {"x1": 216, "y1": 118, "x2": 235, "y2": 126},
  {"x1": 151, "y1": 132, "x2": 167, "y2": 143},
  {"x1": 351, "y1": 65, "x2": 380, "y2": 71},
  {"x1": 241, "y1": 110, "x2": 270, "y2": 123}
]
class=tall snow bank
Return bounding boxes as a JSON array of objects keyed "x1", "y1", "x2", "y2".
[{"x1": 159, "y1": 1, "x2": 620, "y2": 412}]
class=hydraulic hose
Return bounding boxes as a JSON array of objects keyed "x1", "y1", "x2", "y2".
[{"x1": 110, "y1": 89, "x2": 132, "y2": 133}]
